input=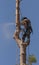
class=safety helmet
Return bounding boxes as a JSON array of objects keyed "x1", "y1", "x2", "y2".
[{"x1": 21, "y1": 17, "x2": 30, "y2": 25}]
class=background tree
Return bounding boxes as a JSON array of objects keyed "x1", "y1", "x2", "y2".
[{"x1": 28, "y1": 55, "x2": 37, "y2": 65}]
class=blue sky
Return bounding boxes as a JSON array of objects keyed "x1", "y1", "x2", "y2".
[{"x1": 0, "y1": 0, "x2": 39, "y2": 65}]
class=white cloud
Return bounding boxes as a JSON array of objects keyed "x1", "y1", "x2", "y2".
[{"x1": 0, "y1": 22, "x2": 15, "y2": 39}]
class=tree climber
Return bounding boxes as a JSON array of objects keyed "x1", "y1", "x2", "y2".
[{"x1": 21, "y1": 17, "x2": 33, "y2": 42}]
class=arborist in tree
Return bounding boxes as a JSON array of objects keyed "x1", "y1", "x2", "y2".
[{"x1": 21, "y1": 17, "x2": 33, "y2": 42}]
